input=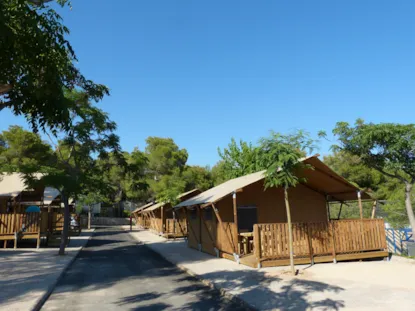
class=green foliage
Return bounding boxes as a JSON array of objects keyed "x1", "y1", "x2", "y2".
[
  {"x1": 259, "y1": 130, "x2": 316, "y2": 189},
  {"x1": 332, "y1": 120, "x2": 415, "y2": 230},
  {"x1": 323, "y1": 151, "x2": 387, "y2": 194},
  {"x1": 0, "y1": 0, "x2": 108, "y2": 132},
  {"x1": 145, "y1": 137, "x2": 188, "y2": 179},
  {"x1": 97, "y1": 150, "x2": 149, "y2": 204},
  {"x1": 0, "y1": 125, "x2": 53, "y2": 172},
  {"x1": 217, "y1": 138, "x2": 262, "y2": 181},
  {"x1": 211, "y1": 161, "x2": 228, "y2": 185},
  {"x1": 152, "y1": 169, "x2": 186, "y2": 206},
  {"x1": 182, "y1": 165, "x2": 213, "y2": 191},
  {"x1": 333, "y1": 120, "x2": 415, "y2": 183},
  {"x1": 10, "y1": 90, "x2": 123, "y2": 201}
]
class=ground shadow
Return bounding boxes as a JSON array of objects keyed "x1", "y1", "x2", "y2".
[{"x1": 2, "y1": 227, "x2": 345, "y2": 311}]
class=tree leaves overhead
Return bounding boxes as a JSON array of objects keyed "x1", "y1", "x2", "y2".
[
  {"x1": 333, "y1": 120, "x2": 415, "y2": 183},
  {"x1": 217, "y1": 138, "x2": 262, "y2": 181},
  {"x1": 215, "y1": 130, "x2": 316, "y2": 189},
  {"x1": 0, "y1": 0, "x2": 109, "y2": 132},
  {"x1": 259, "y1": 130, "x2": 316, "y2": 189},
  {"x1": 145, "y1": 137, "x2": 188, "y2": 179},
  {"x1": 332, "y1": 119, "x2": 415, "y2": 232}
]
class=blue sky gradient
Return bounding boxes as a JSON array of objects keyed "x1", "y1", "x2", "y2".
[{"x1": 1, "y1": 1, "x2": 414, "y2": 166}]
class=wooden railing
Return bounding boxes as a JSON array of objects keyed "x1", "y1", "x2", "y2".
[
  {"x1": 150, "y1": 217, "x2": 161, "y2": 232},
  {"x1": 0, "y1": 213, "x2": 41, "y2": 235},
  {"x1": 0, "y1": 213, "x2": 18, "y2": 234},
  {"x1": 253, "y1": 219, "x2": 387, "y2": 261},
  {"x1": 165, "y1": 218, "x2": 187, "y2": 235}
]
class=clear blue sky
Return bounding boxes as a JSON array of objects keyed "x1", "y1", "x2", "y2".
[{"x1": 1, "y1": 0, "x2": 414, "y2": 166}]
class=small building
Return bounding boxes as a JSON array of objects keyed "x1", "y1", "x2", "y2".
[
  {"x1": 132, "y1": 201, "x2": 156, "y2": 229},
  {"x1": 0, "y1": 173, "x2": 79, "y2": 248},
  {"x1": 175, "y1": 155, "x2": 388, "y2": 268},
  {"x1": 140, "y1": 189, "x2": 201, "y2": 238}
]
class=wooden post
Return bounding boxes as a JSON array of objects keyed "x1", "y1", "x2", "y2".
[
  {"x1": 284, "y1": 186, "x2": 295, "y2": 276},
  {"x1": 161, "y1": 205, "x2": 164, "y2": 234},
  {"x1": 357, "y1": 191, "x2": 363, "y2": 219},
  {"x1": 37, "y1": 212, "x2": 41, "y2": 249},
  {"x1": 173, "y1": 209, "x2": 176, "y2": 240},
  {"x1": 371, "y1": 200, "x2": 377, "y2": 219},
  {"x1": 326, "y1": 195, "x2": 331, "y2": 221},
  {"x1": 196, "y1": 206, "x2": 202, "y2": 251},
  {"x1": 233, "y1": 191, "x2": 238, "y2": 235},
  {"x1": 330, "y1": 221, "x2": 337, "y2": 263},
  {"x1": 357, "y1": 191, "x2": 366, "y2": 249},
  {"x1": 337, "y1": 202, "x2": 343, "y2": 220},
  {"x1": 253, "y1": 224, "x2": 261, "y2": 268}
]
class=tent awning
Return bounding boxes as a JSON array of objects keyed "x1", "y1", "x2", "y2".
[{"x1": 175, "y1": 155, "x2": 371, "y2": 208}]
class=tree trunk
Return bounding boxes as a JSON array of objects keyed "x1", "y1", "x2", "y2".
[
  {"x1": 284, "y1": 186, "x2": 296, "y2": 275},
  {"x1": 404, "y1": 183, "x2": 415, "y2": 238},
  {"x1": 58, "y1": 191, "x2": 70, "y2": 256},
  {"x1": 88, "y1": 207, "x2": 91, "y2": 230}
]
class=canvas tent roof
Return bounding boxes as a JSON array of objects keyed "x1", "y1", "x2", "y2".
[
  {"x1": 132, "y1": 201, "x2": 156, "y2": 214},
  {"x1": 0, "y1": 173, "x2": 60, "y2": 205},
  {"x1": 175, "y1": 155, "x2": 370, "y2": 208},
  {"x1": 143, "y1": 189, "x2": 200, "y2": 212}
]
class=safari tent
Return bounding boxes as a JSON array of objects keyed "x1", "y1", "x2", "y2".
[
  {"x1": 140, "y1": 189, "x2": 201, "y2": 238},
  {"x1": 132, "y1": 201, "x2": 155, "y2": 229},
  {"x1": 0, "y1": 173, "x2": 79, "y2": 248},
  {"x1": 175, "y1": 155, "x2": 388, "y2": 268}
]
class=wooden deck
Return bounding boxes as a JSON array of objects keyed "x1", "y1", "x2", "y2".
[{"x1": 250, "y1": 219, "x2": 389, "y2": 268}]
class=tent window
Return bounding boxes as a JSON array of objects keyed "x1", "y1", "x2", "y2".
[
  {"x1": 190, "y1": 208, "x2": 197, "y2": 220},
  {"x1": 204, "y1": 207, "x2": 212, "y2": 221},
  {"x1": 237, "y1": 206, "x2": 257, "y2": 232}
]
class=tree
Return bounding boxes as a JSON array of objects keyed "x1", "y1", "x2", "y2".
[
  {"x1": 23, "y1": 91, "x2": 122, "y2": 255},
  {"x1": 0, "y1": 0, "x2": 108, "y2": 132},
  {"x1": 217, "y1": 138, "x2": 262, "y2": 181},
  {"x1": 77, "y1": 193, "x2": 105, "y2": 230},
  {"x1": 211, "y1": 161, "x2": 228, "y2": 185},
  {"x1": 331, "y1": 120, "x2": 415, "y2": 237},
  {"x1": 145, "y1": 137, "x2": 188, "y2": 180},
  {"x1": 182, "y1": 165, "x2": 213, "y2": 191},
  {"x1": 324, "y1": 151, "x2": 387, "y2": 193},
  {"x1": 152, "y1": 169, "x2": 186, "y2": 206},
  {"x1": 97, "y1": 149, "x2": 149, "y2": 206},
  {"x1": 0, "y1": 125, "x2": 53, "y2": 172},
  {"x1": 259, "y1": 130, "x2": 316, "y2": 275}
]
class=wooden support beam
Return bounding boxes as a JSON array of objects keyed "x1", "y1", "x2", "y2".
[
  {"x1": 357, "y1": 191, "x2": 363, "y2": 219},
  {"x1": 185, "y1": 208, "x2": 200, "y2": 245},
  {"x1": 161, "y1": 205, "x2": 165, "y2": 234},
  {"x1": 211, "y1": 203, "x2": 237, "y2": 254},
  {"x1": 326, "y1": 196, "x2": 331, "y2": 221},
  {"x1": 337, "y1": 202, "x2": 344, "y2": 220},
  {"x1": 176, "y1": 208, "x2": 187, "y2": 235},
  {"x1": 371, "y1": 200, "x2": 377, "y2": 219},
  {"x1": 233, "y1": 192, "x2": 239, "y2": 236},
  {"x1": 357, "y1": 191, "x2": 366, "y2": 249},
  {"x1": 199, "y1": 206, "x2": 216, "y2": 248}
]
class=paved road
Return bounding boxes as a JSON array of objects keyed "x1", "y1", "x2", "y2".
[{"x1": 41, "y1": 227, "x2": 249, "y2": 311}]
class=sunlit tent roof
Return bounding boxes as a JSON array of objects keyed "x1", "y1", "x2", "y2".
[
  {"x1": 0, "y1": 173, "x2": 60, "y2": 205},
  {"x1": 175, "y1": 155, "x2": 370, "y2": 208},
  {"x1": 144, "y1": 189, "x2": 200, "y2": 212},
  {"x1": 132, "y1": 201, "x2": 156, "y2": 214}
]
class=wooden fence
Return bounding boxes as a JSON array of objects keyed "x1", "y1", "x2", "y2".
[
  {"x1": 0, "y1": 212, "x2": 41, "y2": 248},
  {"x1": 253, "y1": 219, "x2": 387, "y2": 262},
  {"x1": 1, "y1": 212, "x2": 82, "y2": 248},
  {"x1": 165, "y1": 218, "x2": 187, "y2": 236},
  {"x1": 150, "y1": 217, "x2": 162, "y2": 232}
]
